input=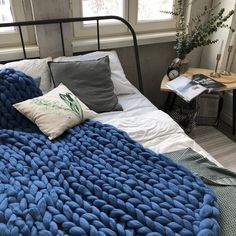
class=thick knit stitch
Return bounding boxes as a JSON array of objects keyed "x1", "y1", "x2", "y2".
[
  {"x1": 0, "y1": 68, "x2": 42, "y2": 130},
  {"x1": 0, "y1": 67, "x2": 220, "y2": 235},
  {"x1": 0, "y1": 120, "x2": 220, "y2": 236}
]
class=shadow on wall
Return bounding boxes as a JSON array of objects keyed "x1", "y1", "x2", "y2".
[{"x1": 116, "y1": 42, "x2": 176, "y2": 109}]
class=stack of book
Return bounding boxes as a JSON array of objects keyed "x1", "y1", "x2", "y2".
[{"x1": 167, "y1": 74, "x2": 225, "y2": 102}]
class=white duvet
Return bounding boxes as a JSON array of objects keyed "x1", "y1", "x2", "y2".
[{"x1": 95, "y1": 87, "x2": 222, "y2": 167}]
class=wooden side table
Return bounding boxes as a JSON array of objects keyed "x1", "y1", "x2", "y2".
[{"x1": 160, "y1": 68, "x2": 236, "y2": 135}]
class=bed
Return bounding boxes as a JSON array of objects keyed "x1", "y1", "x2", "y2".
[{"x1": 0, "y1": 16, "x2": 236, "y2": 236}]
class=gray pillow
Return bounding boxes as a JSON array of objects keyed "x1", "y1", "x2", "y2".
[{"x1": 48, "y1": 56, "x2": 122, "y2": 113}]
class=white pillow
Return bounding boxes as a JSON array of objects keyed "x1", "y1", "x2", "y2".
[
  {"x1": 0, "y1": 58, "x2": 53, "y2": 94},
  {"x1": 13, "y1": 84, "x2": 97, "y2": 140},
  {"x1": 54, "y1": 51, "x2": 135, "y2": 95}
]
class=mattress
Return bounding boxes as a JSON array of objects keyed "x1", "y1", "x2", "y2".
[{"x1": 95, "y1": 87, "x2": 222, "y2": 167}]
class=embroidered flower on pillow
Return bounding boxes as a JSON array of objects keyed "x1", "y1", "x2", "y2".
[{"x1": 59, "y1": 92, "x2": 84, "y2": 120}]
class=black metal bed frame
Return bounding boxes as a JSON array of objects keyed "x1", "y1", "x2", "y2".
[{"x1": 0, "y1": 16, "x2": 143, "y2": 93}]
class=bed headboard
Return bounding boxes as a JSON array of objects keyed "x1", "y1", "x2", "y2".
[{"x1": 0, "y1": 16, "x2": 143, "y2": 93}]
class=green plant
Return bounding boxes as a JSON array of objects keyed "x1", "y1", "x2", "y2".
[{"x1": 165, "y1": 0, "x2": 234, "y2": 59}]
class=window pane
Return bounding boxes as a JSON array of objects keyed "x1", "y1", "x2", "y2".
[
  {"x1": 138, "y1": 0, "x2": 174, "y2": 22},
  {"x1": 82, "y1": 0, "x2": 124, "y2": 25},
  {"x1": 0, "y1": 0, "x2": 14, "y2": 32}
]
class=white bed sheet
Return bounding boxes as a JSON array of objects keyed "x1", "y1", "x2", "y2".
[{"x1": 94, "y1": 87, "x2": 222, "y2": 167}]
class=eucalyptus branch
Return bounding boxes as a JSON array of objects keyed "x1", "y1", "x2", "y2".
[{"x1": 164, "y1": 0, "x2": 234, "y2": 59}]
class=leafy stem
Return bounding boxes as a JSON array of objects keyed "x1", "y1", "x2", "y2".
[{"x1": 164, "y1": 0, "x2": 234, "y2": 59}]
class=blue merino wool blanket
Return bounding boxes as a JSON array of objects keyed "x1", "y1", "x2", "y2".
[{"x1": 0, "y1": 68, "x2": 220, "y2": 235}]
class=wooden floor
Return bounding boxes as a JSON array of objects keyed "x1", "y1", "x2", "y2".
[{"x1": 191, "y1": 125, "x2": 236, "y2": 172}]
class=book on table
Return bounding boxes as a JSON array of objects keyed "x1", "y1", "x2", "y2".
[
  {"x1": 167, "y1": 76, "x2": 207, "y2": 102},
  {"x1": 192, "y1": 74, "x2": 225, "y2": 92},
  {"x1": 167, "y1": 74, "x2": 225, "y2": 102}
]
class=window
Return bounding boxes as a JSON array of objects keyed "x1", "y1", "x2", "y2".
[
  {"x1": 82, "y1": 0, "x2": 124, "y2": 25},
  {"x1": 0, "y1": 0, "x2": 6, "y2": 5},
  {"x1": 72, "y1": 0, "x2": 128, "y2": 37},
  {"x1": 0, "y1": 0, "x2": 34, "y2": 47},
  {"x1": 137, "y1": 0, "x2": 173, "y2": 22},
  {"x1": 0, "y1": 0, "x2": 14, "y2": 32},
  {"x1": 129, "y1": 0, "x2": 175, "y2": 32},
  {"x1": 71, "y1": 0, "x2": 176, "y2": 38}
]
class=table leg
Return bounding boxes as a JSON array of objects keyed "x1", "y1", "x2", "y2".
[
  {"x1": 170, "y1": 94, "x2": 177, "y2": 110},
  {"x1": 164, "y1": 92, "x2": 171, "y2": 111},
  {"x1": 215, "y1": 92, "x2": 224, "y2": 127},
  {"x1": 233, "y1": 89, "x2": 236, "y2": 135},
  {"x1": 164, "y1": 92, "x2": 176, "y2": 111}
]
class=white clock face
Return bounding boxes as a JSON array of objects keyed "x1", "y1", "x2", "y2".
[{"x1": 168, "y1": 69, "x2": 179, "y2": 80}]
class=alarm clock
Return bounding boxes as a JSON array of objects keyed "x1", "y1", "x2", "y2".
[
  {"x1": 167, "y1": 58, "x2": 181, "y2": 80},
  {"x1": 167, "y1": 67, "x2": 180, "y2": 80}
]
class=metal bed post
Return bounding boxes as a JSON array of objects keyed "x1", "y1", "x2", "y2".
[
  {"x1": 59, "y1": 22, "x2": 66, "y2": 56},
  {"x1": 18, "y1": 25, "x2": 27, "y2": 59},
  {"x1": 96, "y1": 19, "x2": 100, "y2": 51},
  {"x1": 106, "y1": 16, "x2": 144, "y2": 94}
]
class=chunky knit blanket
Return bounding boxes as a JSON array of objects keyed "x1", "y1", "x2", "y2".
[
  {"x1": 165, "y1": 148, "x2": 236, "y2": 236},
  {"x1": 0, "y1": 121, "x2": 220, "y2": 236},
  {"x1": 0, "y1": 68, "x2": 220, "y2": 235},
  {"x1": 0, "y1": 68, "x2": 42, "y2": 131}
]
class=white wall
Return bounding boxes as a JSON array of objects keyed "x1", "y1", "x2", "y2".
[
  {"x1": 221, "y1": 11, "x2": 236, "y2": 127},
  {"x1": 187, "y1": 0, "x2": 213, "y2": 67},
  {"x1": 229, "y1": 11, "x2": 236, "y2": 72},
  {"x1": 200, "y1": 0, "x2": 236, "y2": 70},
  {"x1": 199, "y1": 0, "x2": 236, "y2": 127}
]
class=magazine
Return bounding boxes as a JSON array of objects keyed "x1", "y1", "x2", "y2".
[
  {"x1": 192, "y1": 74, "x2": 225, "y2": 92},
  {"x1": 167, "y1": 76, "x2": 207, "y2": 102}
]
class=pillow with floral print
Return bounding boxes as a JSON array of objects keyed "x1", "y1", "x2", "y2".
[{"x1": 13, "y1": 83, "x2": 97, "y2": 139}]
